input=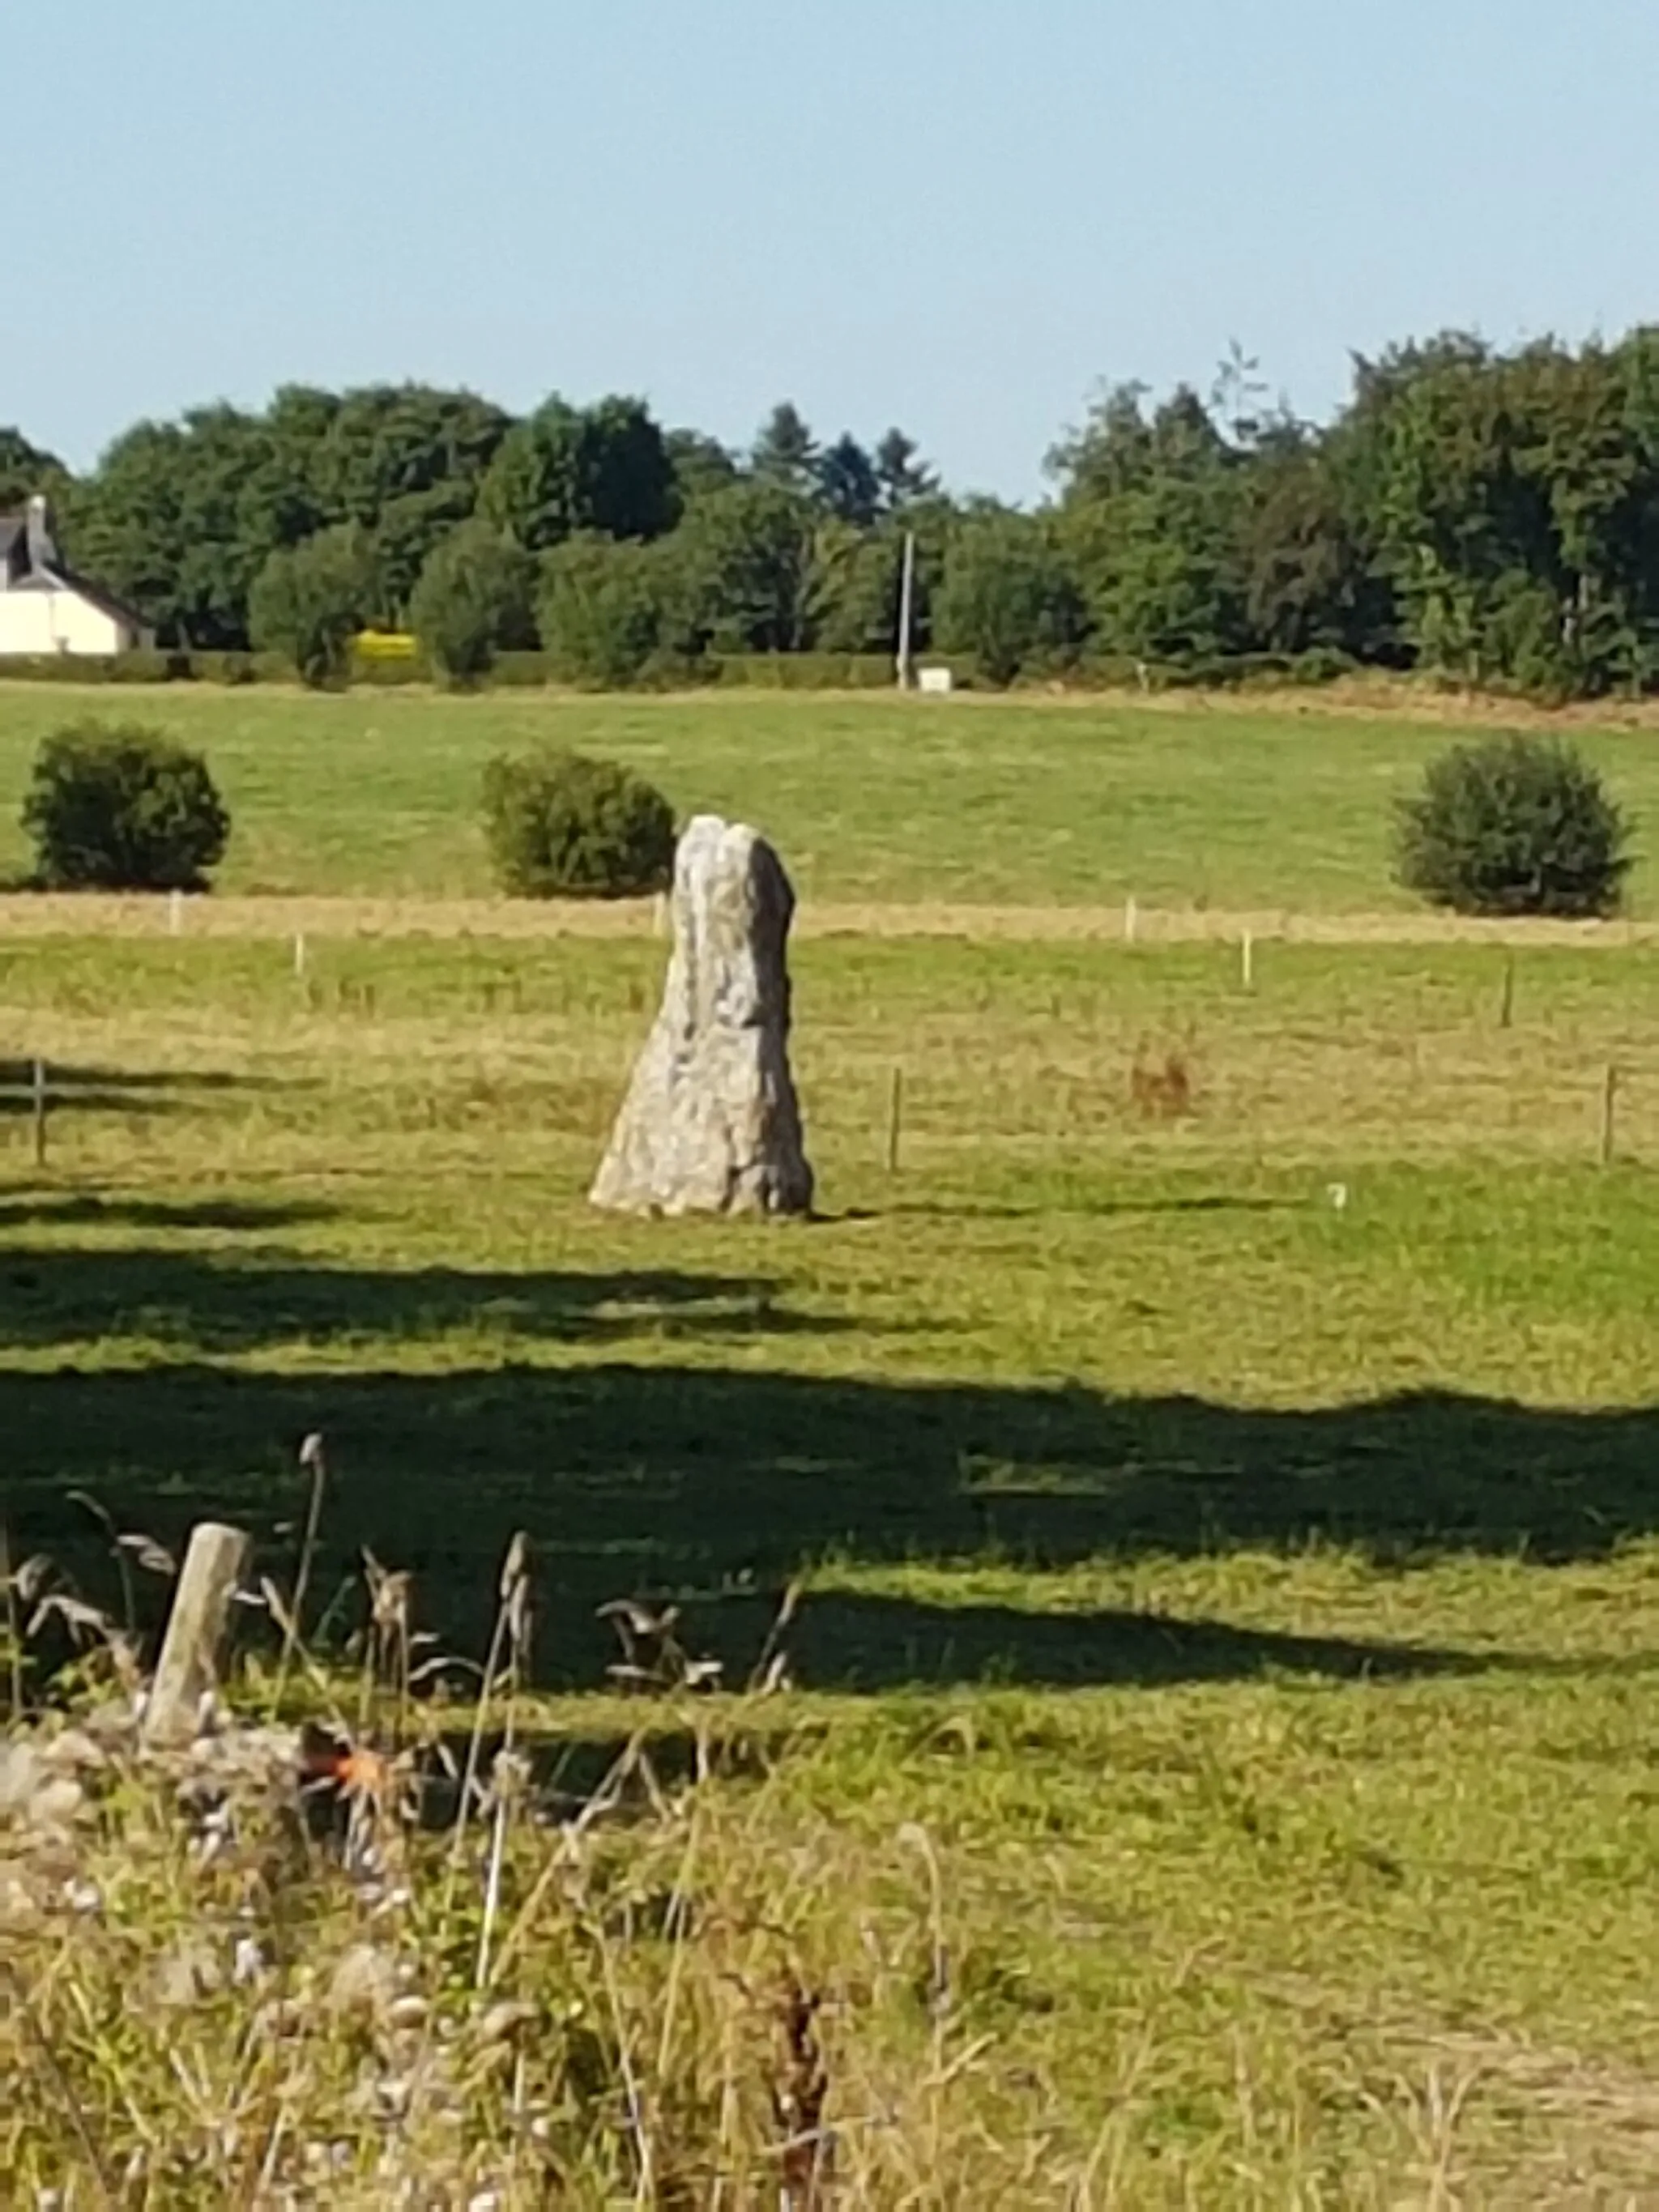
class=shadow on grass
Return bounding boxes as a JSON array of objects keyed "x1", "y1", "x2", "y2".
[
  {"x1": 0, "y1": 1247, "x2": 834, "y2": 1354},
  {"x1": 747, "y1": 1591, "x2": 1499, "y2": 1690},
  {"x1": 310, "y1": 1579, "x2": 1505, "y2": 1822},
  {"x1": 0, "y1": 1063, "x2": 296, "y2": 1122},
  {"x1": 0, "y1": 1193, "x2": 336, "y2": 1233},
  {"x1": 838, "y1": 1194, "x2": 1302, "y2": 1224},
  {"x1": 11, "y1": 1355, "x2": 1659, "y2": 1690}
]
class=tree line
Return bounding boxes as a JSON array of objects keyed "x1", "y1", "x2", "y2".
[{"x1": 7, "y1": 327, "x2": 1659, "y2": 697}]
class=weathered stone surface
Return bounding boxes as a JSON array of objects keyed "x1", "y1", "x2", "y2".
[{"x1": 590, "y1": 816, "x2": 813, "y2": 1217}]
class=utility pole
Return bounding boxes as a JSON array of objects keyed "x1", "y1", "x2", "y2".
[{"x1": 895, "y1": 530, "x2": 916, "y2": 690}]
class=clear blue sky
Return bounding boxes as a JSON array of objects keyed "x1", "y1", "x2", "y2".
[{"x1": 15, "y1": 0, "x2": 1659, "y2": 499}]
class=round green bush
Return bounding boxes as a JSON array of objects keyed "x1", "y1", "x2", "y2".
[
  {"x1": 1395, "y1": 733, "x2": 1631, "y2": 919},
  {"x1": 538, "y1": 534, "x2": 663, "y2": 690},
  {"x1": 22, "y1": 721, "x2": 231, "y2": 892},
  {"x1": 248, "y1": 526, "x2": 373, "y2": 691},
  {"x1": 482, "y1": 747, "x2": 675, "y2": 898},
  {"x1": 409, "y1": 520, "x2": 537, "y2": 688}
]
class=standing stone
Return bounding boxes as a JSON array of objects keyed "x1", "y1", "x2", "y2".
[{"x1": 590, "y1": 816, "x2": 814, "y2": 1217}]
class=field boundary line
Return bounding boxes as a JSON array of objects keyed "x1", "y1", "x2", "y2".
[{"x1": 0, "y1": 892, "x2": 1653, "y2": 948}]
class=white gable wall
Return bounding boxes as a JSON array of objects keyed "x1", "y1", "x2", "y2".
[{"x1": 0, "y1": 586, "x2": 146, "y2": 655}]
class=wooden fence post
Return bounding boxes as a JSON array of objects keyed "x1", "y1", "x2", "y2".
[
  {"x1": 142, "y1": 1520, "x2": 253, "y2": 1743},
  {"x1": 1601, "y1": 1063, "x2": 1619, "y2": 1168}
]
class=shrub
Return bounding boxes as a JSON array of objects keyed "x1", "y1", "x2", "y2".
[
  {"x1": 22, "y1": 721, "x2": 230, "y2": 891},
  {"x1": 538, "y1": 535, "x2": 663, "y2": 688},
  {"x1": 409, "y1": 522, "x2": 537, "y2": 686},
  {"x1": 934, "y1": 514, "x2": 1088, "y2": 686},
  {"x1": 1395, "y1": 734, "x2": 1631, "y2": 919},
  {"x1": 248, "y1": 526, "x2": 376, "y2": 688},
  {"x1": 482, "y1": 747, "x2": 674, "y2": 898}
]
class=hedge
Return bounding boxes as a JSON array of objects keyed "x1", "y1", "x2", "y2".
[
  {"x1": 707, "y1": 653, "x2": 898, "y2": 690},
  {"x1": 1060, "y1": 648, "x2": 1358, "y2": 693},
  {"x1": 1156, "y1": 649, "x2": 1358, "y2": 690},
  {"x1": 0, "y1": 644, "x2": 1354, "y2": 693},
  {"x1": 0, "y1": 650, "x2": 192, "y2": 684},
  {"x1": 0, "y1": 648, "x2": 918, "y2": 691},
  {"x1": 0, "y1": 650, "x2": 284, "y2": 685},
  {"x1": 347, "y1": 649, "x2": 428, "y2": 688}
]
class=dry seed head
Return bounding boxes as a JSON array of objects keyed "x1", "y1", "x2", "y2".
[
  {"x1": 115, "y1": 1532, "x2": 177, "y2": 1579},
  {"x1": 475, "y1": 1999, "x2": 537, "y2": 2045}
]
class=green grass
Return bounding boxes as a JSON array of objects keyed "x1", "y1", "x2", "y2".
[
  {"x1": 8, "y1": 927, "x2": 1659, "y2": 2193},
  {"x1": 5, "y1": 680, "x2": 1659, "y2": 909},
  {"x1": 11, "y1": 672, "x2": 1659, "y2": 2202}
]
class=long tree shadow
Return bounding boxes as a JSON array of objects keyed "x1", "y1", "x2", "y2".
[
  {"x1": 11, "y1": 1357, "x2": 1659, "y2": 1690},
  {"x1": 843, "y1": 1195, "x2": 1301, "y2": 1224},
  {"x1": 0, "y1": 1194, "x2": 336, "y2": 1233},
  {"x1": 7, "y1": 1160, "x2": 1658, "y2": 1690},
  {"x1": 748, "y1": 1592, "x2": 1512, "y2": 1690},
  {"x1": 0, "y1": 1244, "x2": 846, "y2": 1353},
  {"x1": 310, "y1": 1584, "x2": 1535, "y2": 1829}
]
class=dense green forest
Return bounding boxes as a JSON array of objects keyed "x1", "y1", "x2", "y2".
[{"x1": 8, "y1": 327, "x2": 1659, "y2": 697}]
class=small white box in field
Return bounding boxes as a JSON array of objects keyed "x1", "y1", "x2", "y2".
[{"x1": 917, "y1": 665, "x2": 954, "y2": 695}]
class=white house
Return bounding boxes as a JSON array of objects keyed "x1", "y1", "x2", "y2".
[{"x1": 0, "y1": 494, "x2": 151, "y2": 655}]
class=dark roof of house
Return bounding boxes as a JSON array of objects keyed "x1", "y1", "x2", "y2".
[
  {"x1": 0, "y1": 505, "x2": 147, "y2": 629},
  {"x1": 0, "y1": 502, "x2": 52, "y2": 566}
]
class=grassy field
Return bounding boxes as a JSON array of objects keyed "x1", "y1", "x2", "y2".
[
  {"x1": 5, "y1": 678, "x2": 1659, "y2": 911},
  {"x1": 8, "y1": 901, "x2": 1659, "y2": 2198},
  {"x1": 7, "y1": 690, "x2": 1659, "y2": 2200}
]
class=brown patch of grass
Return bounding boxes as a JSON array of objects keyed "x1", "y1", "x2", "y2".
[
  {"x1": 1129, "y1": 1048, "x2": 1193, "y2": 1122},
  {"x1": 990, "y1": 669, "x2": 1659, "y2": 733}
]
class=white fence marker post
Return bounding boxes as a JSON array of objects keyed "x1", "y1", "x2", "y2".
[
  {"x1": 168, "y1": 888, "x2": 183, "y2": 936},
  {"x1": 1241, "y1": 930, "x2": 1254, "y2": 990},
  {"x1": 1124, "y1": 895, "x2": 1138, "y2": 944}
]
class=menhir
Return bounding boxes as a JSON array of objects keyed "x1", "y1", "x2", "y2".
[{"x1": 589, "y1": 815, "x2": 813, "y2": 1218}]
